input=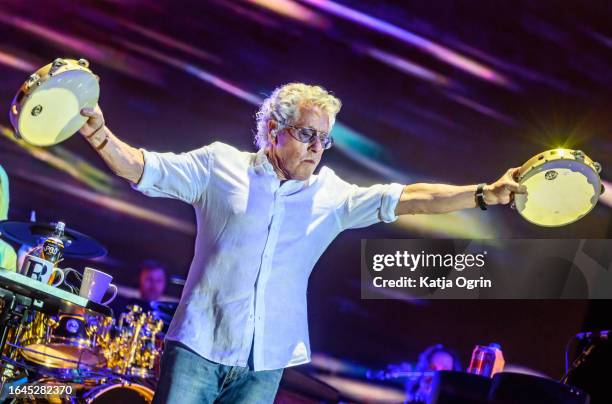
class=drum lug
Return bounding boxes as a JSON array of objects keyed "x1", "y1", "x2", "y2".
[
  {"x1": 77, "y1": 58, "x2": 90, "y2": 68},
  {"x1": 593, "y1": 161, "x2": 602, "y2": 174},
  {"x1": 49, "y1": 58, "x2": 67, "y2": 75},
  {"x1": 26, "y1": 73, "x2": 40, "y2": 88},
  {"x1": 571, "y1": 150, "x2": 585, "y2": 161}
]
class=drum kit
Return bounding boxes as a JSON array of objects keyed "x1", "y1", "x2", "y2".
[{"x1": 0, "y1": 220, "x2": 169, "y2": 403}]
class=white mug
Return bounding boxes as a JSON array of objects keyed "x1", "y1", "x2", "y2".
[
  {"x1": 79, "y1": 267, "x2": 118, "y2": 305},
  {"x1": 21, "y1": 255, "x2": 64, "y2": 287}
]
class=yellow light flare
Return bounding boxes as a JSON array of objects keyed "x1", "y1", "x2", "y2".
[{"x1": 246, "y1": 0, "x2": 330, "y2": 28}]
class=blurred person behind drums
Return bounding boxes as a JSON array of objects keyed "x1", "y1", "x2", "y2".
[
  {"x1": 110, "y1": 260, "x2": 169, "y2": 315},
  {"x1": 139, "y1": 260, "x2": 167, "y2": 302},
  {"x1": 405, "y1": 344, "x2": 462, "y2": 403}
]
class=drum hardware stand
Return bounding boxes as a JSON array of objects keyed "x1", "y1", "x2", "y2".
[
  {"x1": 120, "y1": 308, "x2": 145, "y2": 375},
  {"x1": 0, "y1": 290, "x2": 34, "y2": 395}
]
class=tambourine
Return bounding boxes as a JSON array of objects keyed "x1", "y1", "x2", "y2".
[
  {"x1": 9, "y1": 58, "x2": 99, "y2": 146},
  {"x1": 514, "y1": 148, "x2": 604, "y2": 227}
]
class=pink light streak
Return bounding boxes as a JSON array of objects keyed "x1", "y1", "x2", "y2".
[
  {"x1": 359, "y1": 45, "x2": 453, "y2": 87},
  {"x1": 115, "y1": 18, "x2": 222, "y2": 64},
  {"x1": 246, "y1": 0, "x2": 330, "y2": 28},
  {"x1": 445, "y1": 92, "x2": 517, "y2": 126},
  {"x1": 0, "y1": 49, "x2": 37, "y2": 72},
  {"x1": 299, "y1": 0, "x2": 511, "y2": 88},
  {"x1": 121, "y1": 40, "x2": 264, "y2": 105},
  {"x1": 0, "y1": 12, "x2": 165, "y2": 85}
]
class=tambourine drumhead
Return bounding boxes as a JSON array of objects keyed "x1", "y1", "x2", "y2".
[
  {"x1": 10, "y1": 59, "x2": 99, "y2": 146},
  {"x1": 515, "y1": 149, "x2": 602, "y2": 227}
]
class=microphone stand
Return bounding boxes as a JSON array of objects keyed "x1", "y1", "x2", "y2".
[{"x1": 560, "y1": 342, "x2": 598, "y2": 385}]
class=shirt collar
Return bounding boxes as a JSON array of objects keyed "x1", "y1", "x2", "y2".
[
  {"x1": 254, "y1": 147, "x2": 277, "y2": 176},
  {"x1": 253, "y1": 148, "x2": 313, "y2": 193}
]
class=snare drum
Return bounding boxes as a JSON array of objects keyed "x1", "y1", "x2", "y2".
[
  {"x1": 515, "y1": 149, "x2": 603, "y2": 227},
  {"x1": 9, "y1": 58, "x2": 99, "y2": 146}
]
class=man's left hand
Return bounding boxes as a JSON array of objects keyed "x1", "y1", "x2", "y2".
[{"x1": 484, "y1": 167, "x2": 527, "y2": 206}]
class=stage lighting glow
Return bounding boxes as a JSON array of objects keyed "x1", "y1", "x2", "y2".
[
  {"x1": 246, "y1": 0, "x2": 330, "y2": 28},
  {"x1": 300, "y1": 0, "x2": 512, "y2": 88},
  {"x1": 358, "y1": 46, "x2": 453, "y2": 87},
  {"x1": 0, "y1": 49, "x2": 37, "y2": 72}
]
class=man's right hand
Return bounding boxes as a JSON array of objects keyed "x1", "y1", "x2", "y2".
[
  {"x1": 77, "y1": 104, "x2": 145, "y2": 183},
  {"x1": 79, "y1": 105, "x2": 105, "y2": 138}
]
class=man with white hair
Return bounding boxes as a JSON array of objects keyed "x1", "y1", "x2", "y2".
[{"x1": 79, "y1": 83, "x2": 524, "y2": 403}]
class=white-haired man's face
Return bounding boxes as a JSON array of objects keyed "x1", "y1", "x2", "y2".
[{"x1": 267, "y1": 105, "x2": 330, "y2": 181}]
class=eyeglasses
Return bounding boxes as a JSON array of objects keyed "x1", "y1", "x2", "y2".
[{"x1": 284, "y1": 125, "x2": 333, "y2": 150}]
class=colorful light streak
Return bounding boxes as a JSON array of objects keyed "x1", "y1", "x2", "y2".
[
  {"x1": 0, "y1": 12, "x2": 165, "y2": 86},
  {"x1": 298, "y1": 0, "x2": 512, "y2": 88},
  {"x1": 358, "y1": 45, "x2": 453, "y2": 88},
  {"x1": 445, "y1": 92, "x2": 518, "y2": 126},
  {"x1": 245, "y1": 0, "x2": 330, "y2": 28},
  {"x1": 0, "y1": 49, "x2": 37, "y2": 72}
]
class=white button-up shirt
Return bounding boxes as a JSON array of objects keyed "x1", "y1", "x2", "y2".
[{"x1": 133, "y1": 141, "x2": 404, "y2": 370}]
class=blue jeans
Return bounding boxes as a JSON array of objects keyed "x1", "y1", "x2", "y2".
[{"x1": 152, "y1": 340, "x2": 284, "y2": 404}]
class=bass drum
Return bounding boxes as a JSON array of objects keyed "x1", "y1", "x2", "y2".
[{"x1": 82, "y1": 382, "x2": 154, "y2": 404}]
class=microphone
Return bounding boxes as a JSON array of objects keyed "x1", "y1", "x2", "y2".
[{"x1": 576, "y1": 330, "x2": 610, "y2": 341}]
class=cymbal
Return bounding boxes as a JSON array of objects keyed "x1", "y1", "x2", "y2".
[{"x1": 0, "y1": 220, "x2": 107, "y2": 259}]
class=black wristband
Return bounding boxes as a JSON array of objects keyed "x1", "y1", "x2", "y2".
[{"x1": 475, "y1": 183, "x2": 488, "y2": 211}]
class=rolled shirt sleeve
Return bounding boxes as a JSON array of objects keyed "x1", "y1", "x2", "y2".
[
  {"x1": 335, "y1": 177, "x2": 405, "y2": 230},
  {"x1": 132, "y1": 145, "x2": 213, "y2": 204}
]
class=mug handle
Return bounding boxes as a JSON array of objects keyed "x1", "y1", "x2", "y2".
[
  {"x1": 101, "y1": 284, "x2": 118, "y2": 305},
  {"x1": 50, "y1": 268, "x2": 65, "y2": 287}
]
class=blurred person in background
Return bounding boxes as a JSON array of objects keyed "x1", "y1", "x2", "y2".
[{"x1": 405, "y1": 344, "x2": 462, "y2": 403}]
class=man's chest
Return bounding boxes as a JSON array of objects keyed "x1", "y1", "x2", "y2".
[{"x1": 204, "y1": 168, "x2": 340, "y2": 239}]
